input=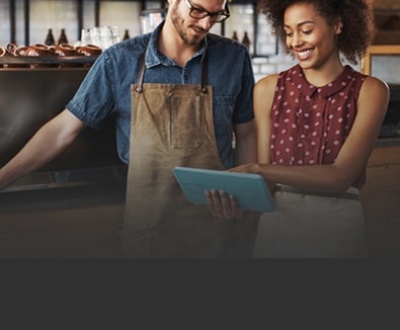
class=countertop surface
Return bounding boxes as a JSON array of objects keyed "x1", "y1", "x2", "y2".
[{"x1": 0, "y1": 145, "x2": 399, "y2": 258}]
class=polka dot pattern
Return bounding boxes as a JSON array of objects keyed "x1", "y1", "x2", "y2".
[{"x1": 269, "y1": 65, "x2": 367, "y2": 185}]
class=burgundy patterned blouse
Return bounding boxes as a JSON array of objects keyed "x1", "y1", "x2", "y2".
[{"x1": 269, "y1": 65, "x2": 367, "y2": 188}]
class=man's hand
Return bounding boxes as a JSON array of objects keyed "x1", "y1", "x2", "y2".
[{"x1": 205, "y1": 189, "x2": 245, "y2": 221}]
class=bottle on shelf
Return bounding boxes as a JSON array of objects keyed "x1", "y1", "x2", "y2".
[
  {"x1": 241, "y1": 31, "x2": 251, "y2": 51},
  {"x1": 57, "y1": 28, "x2": 69, "y2": 45},
  {"x1": 232, "y1": 31, "x2": 239, "y2": 42},
  {"x1": 123, "y1": 29, "x2": 130, "y2": 41},
  {"x1": 44, "y1": 28, "x2": 56, "y2": 46}
]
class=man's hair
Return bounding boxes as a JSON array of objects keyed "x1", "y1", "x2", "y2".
[{"x1": 257, "y1": 0, "x2": 374, "y2": 64}]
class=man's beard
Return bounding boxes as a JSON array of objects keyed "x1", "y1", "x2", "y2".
[{"x1": 170, "y1": 0, "x2": 205, "y2": 46}]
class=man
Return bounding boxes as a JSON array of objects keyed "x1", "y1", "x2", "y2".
[{"x1": 0, "y1": 0, "x2": 258, "y2": 257}]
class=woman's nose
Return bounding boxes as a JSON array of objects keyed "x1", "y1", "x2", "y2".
[{"x1": 291, "y1": 32, "x2": 303, "y2": 47}]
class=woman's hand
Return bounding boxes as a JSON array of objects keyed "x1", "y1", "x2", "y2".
[
  {"x1": 205, "y1": 189, "x2": 245, "y2": 221},
  {"x1": 227, "y1": 162, "x2": 259, "y2": 174},
  {"x1": 228, "y1": 163, "x2": 277, "y2": 194}
]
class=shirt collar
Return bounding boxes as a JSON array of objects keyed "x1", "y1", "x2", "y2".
[
  {"x1": 288, "y1": 65, "x2": 354, "y2": 98},
  {"x1": 145, "y1": 20, "x2": 208, "y2": 68}
]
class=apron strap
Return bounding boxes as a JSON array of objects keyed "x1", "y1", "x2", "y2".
[
  {"x1": 135, "y1": 43, "x2": 209, "y2": 94},
  {"x1": 200, "y1": 51, "x2": 208, "y2": 94},
  {"x1": 135, "y1": 50, "x2": 147, "y2": 93}
]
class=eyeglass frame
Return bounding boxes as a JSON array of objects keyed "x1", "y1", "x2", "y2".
[{"x1": 183, "y1": 0, "x2": 231, "y2": 23}]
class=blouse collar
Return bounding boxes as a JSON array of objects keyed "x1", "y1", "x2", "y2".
[{"x1": 287, "y1": 65, "x2": 356, "y2": 98}]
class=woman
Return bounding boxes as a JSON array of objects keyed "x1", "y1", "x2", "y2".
[{"x1": 208, "y1": 0, "x2": 390, "y2": 258}]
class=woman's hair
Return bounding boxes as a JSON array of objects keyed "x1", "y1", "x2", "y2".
[{"x1": 257, "y1": 0, "x2": 374, "y2": 64}]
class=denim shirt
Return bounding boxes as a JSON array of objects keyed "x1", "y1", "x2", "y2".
[{"x1": 66, "y1": 21, "x2": 254, "y2": 168}]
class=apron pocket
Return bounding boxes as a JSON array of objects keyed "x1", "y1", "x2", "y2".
[{"x1": 170, "y1": 94, "x2": 203, "y2": 149}]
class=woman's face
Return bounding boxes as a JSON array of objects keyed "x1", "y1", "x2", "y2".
[{"x1": 283, "y1": 2, "x2": 342, "y2": 70}]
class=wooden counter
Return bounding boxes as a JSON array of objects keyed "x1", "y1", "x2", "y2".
[{"x1": 360, "y1": 144, "x2": 400, "y2": 257}]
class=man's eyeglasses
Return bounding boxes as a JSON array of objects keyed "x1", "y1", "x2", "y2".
[{"x1": 184, "y1": 0, "x2": 230, "y2": 23}]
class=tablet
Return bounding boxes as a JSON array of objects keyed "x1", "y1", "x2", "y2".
[{"x1": 172, "y1": 166, "x2": 274, "y2": 212}]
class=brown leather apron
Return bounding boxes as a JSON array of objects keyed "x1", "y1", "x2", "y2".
[{"x1": 120, "y1": 51, "x2": 256, "y2": 258}]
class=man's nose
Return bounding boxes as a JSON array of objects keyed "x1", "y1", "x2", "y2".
[{"x1": 198, "y1": 15, "x2": 213, "y2": 29}]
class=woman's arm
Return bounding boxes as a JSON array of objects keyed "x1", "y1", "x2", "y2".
[
  {"x1": 231, "y1": 76, "x2": 390, "y2": 193},
  {"x1": 233, "y1": 120, "x2": 257, "y2": 165},
  {"x1": 253, "y1": 74, "x2": 278, "y2": 164}
]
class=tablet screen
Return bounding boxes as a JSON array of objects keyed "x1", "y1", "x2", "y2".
[{"x1": 172, "y1": 166, "x2": 274, "y2": 212}]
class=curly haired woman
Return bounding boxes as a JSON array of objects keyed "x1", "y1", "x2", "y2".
[{"x1": 208, "y1": 0, "x2": 390, "y2": 258}]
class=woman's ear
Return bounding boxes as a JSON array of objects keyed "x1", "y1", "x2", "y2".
[{"x1": 334, "y1": 19, "x2": 343, "y2": 35}]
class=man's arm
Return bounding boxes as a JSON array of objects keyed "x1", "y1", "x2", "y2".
[
  {"x1": 0, "y1": 109, "x2": 86, "y2": 190},
  {"x1": 206, "y1": 119, "x2": 259, "y2": 220},
  {"x1": 233, "y1": 119, "x2": 257, "y2": 165}
]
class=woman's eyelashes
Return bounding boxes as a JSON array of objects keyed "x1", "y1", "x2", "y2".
[
  {"x1": 301, "y1": 29, "x2": 313, "y2": 35},
  {"x1": 284, "y1": 29, "x2": 314, "y2": 38}
]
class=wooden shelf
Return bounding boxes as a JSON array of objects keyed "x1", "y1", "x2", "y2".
[
  {"x1": 0, "y1": 55, "x2": 98, "y2": 66},
  {"x1": 373, "y1": 31, "x2": 400, "y2": 45},
  {"x1": 373, "y1": 0, "x2": 400, "y2": 10},
  {"x1": 361, "y1": 45, "x2": 400, "y2": 75}
]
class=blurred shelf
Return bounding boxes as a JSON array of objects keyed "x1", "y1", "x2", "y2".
[
  {"x1": 0, "y1": 165, "x2": 127, "y2": 194},
  {"x1": 0, "y1": 56, "x2": 98, "y2": 66}
]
